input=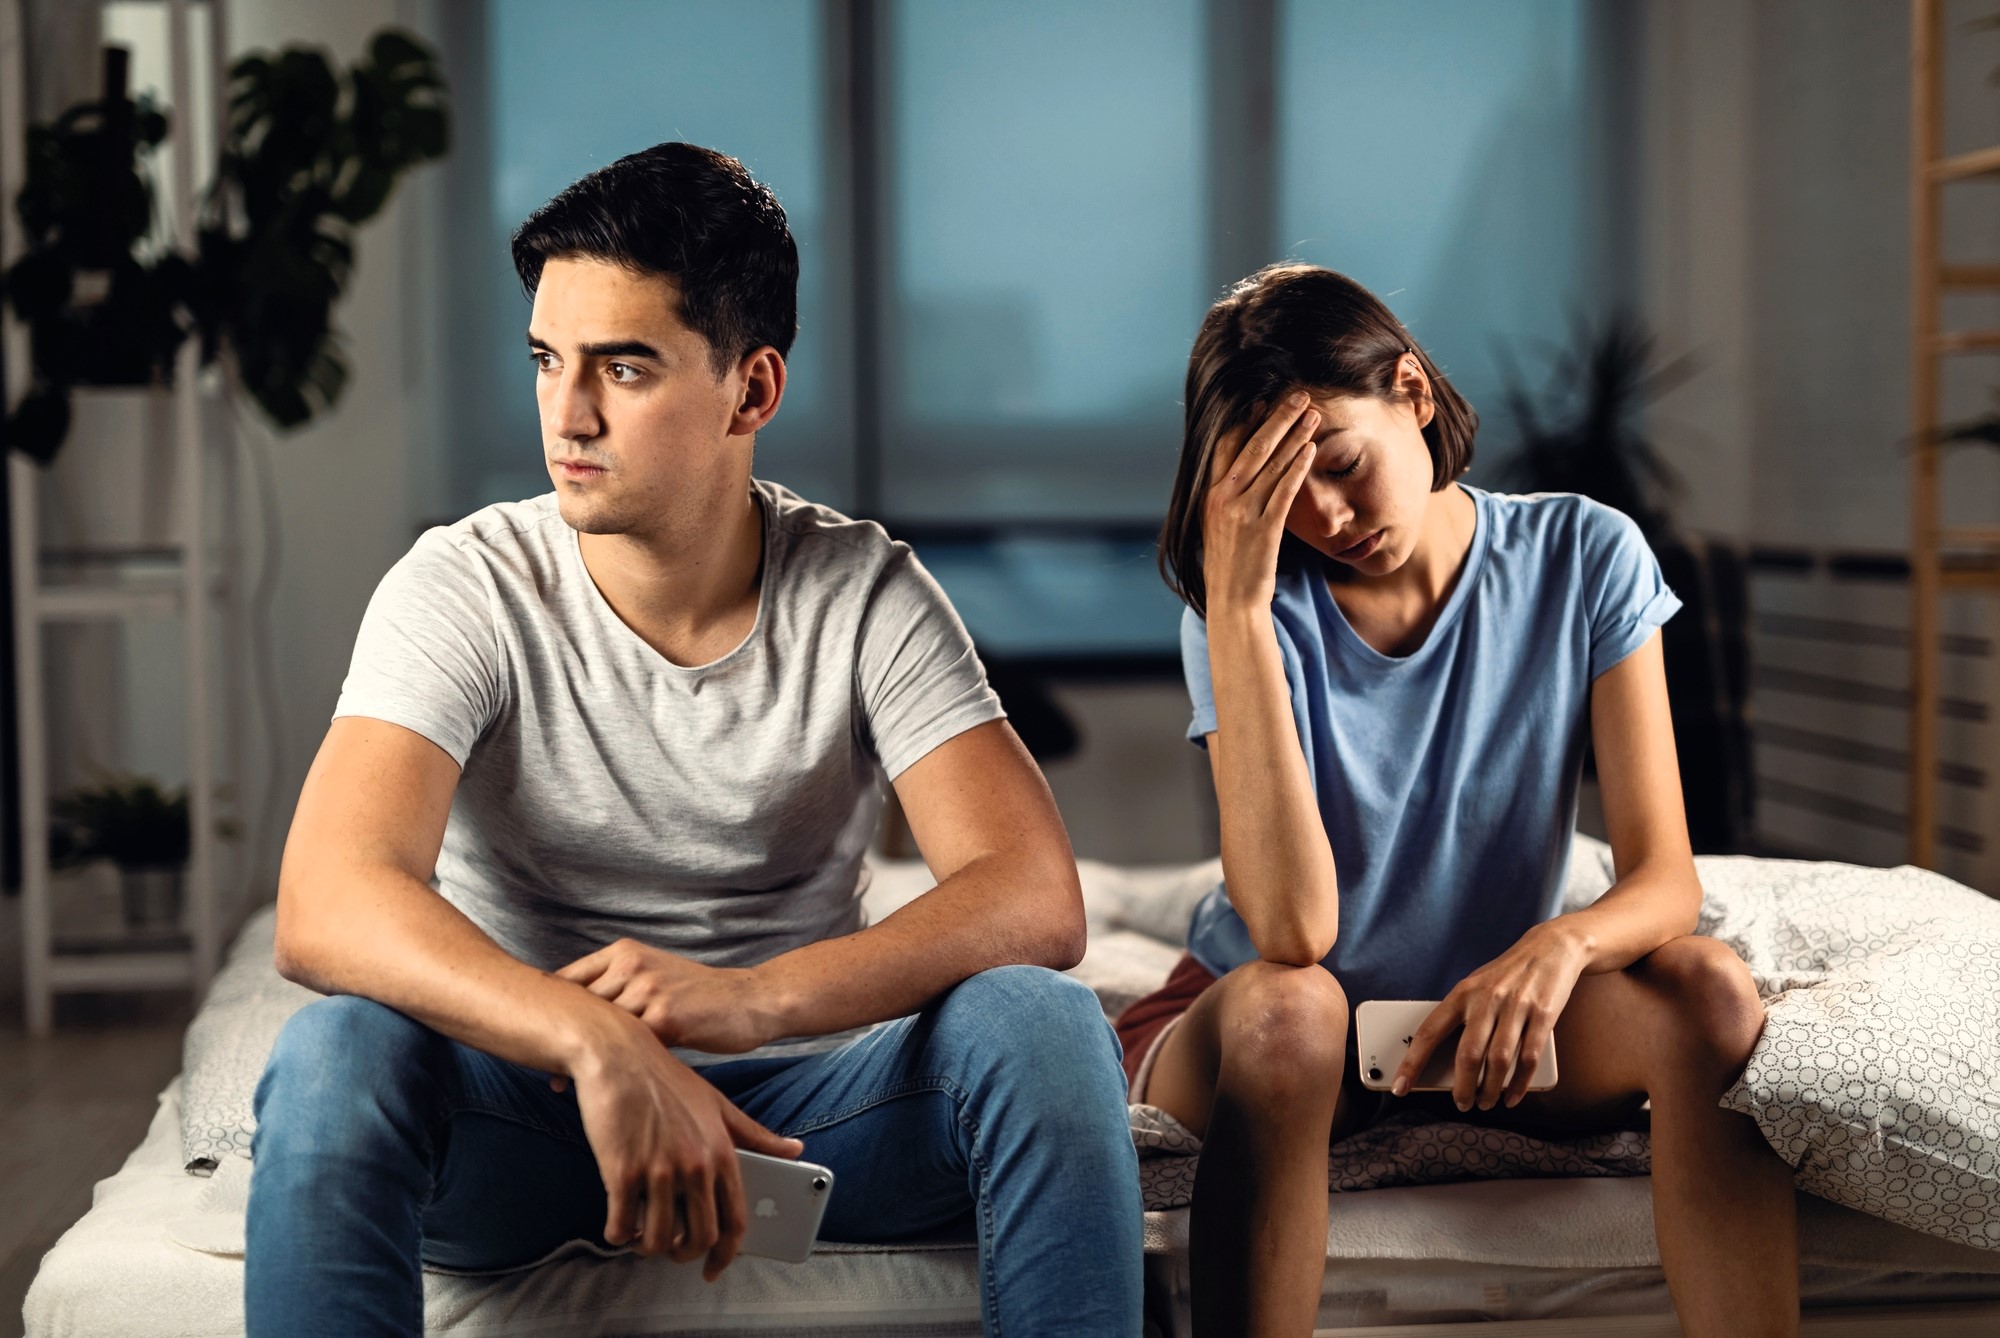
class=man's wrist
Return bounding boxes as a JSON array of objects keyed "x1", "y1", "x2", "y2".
[
  {"x1": 740, "y1": 962, "x2": 794, "y2": 1048},
  {"x1": 556, "y1": 989, "x2": 649, "y2": 1079}
]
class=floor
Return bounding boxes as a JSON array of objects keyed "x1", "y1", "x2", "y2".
[{"x1": 0, "y1": 989, "x2": 191, "y2": 1338}]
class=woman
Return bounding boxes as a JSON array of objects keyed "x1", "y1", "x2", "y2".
[{"x1": 1116, "y1": 264, "x2": 1796, "y2": 1337}]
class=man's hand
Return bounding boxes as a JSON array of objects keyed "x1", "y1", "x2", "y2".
[
  {"x1": 569, "y1": 1009, "x2": 804, "y2": 1280},
  {"x1": 1392, "y1": 920, "x2": 1590, "y2": 1110},
  {"x1": 557, "y1": 938, "x2": 778, "y2": 1055}
]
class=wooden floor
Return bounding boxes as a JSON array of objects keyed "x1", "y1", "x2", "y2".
[{"x1": 0, "y1": 990, "x2": 192, "y2": 1338}]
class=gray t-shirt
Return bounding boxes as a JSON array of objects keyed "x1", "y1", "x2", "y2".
[{"x1": 333, "y1": 479, "x2": 1005, "y2": 1060}]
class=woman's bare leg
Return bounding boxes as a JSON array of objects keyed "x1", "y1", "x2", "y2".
[
  {"x1": 1501, "y1": 935, "x2": 1798, "y2": 1338},
  {"x1": 1143, "y1": 960, "x2": 1368, "y2": 1338}
]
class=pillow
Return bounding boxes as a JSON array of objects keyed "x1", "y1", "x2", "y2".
[
  {"x1": 1705, "y1": 856, "x2": 2000, "y2": 1251},
  {"x1": 179, "y1": 906, "x2": 320, "y2": 1172}
]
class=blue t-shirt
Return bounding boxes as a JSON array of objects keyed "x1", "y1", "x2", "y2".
[{"x1": 1181, "y1": 486, "x2": 1681, "y2": 1003}]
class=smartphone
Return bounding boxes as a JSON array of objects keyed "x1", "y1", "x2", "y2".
[
  {"x1": 1355, "y1": 999, "x2": 1558, "y2": 1094},
  {"x1": 735, "y1": 1148, "x2": 836, "y2": 1263}
]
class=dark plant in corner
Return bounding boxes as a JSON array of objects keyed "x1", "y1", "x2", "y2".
[
  {"x1": 1497, "y1": 315, "x2": 1755, "y2": 854},
  {"x1": 1, "y1": 29, "x2": 450, "y2": 460},
  {"x1": 1494, "y1": 315, "x2": 1690, "y2": 547}
]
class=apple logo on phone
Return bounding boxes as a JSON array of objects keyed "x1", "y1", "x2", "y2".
[{"x1": 755, "y1": 1198, "x2": 779, "y2": 1219}]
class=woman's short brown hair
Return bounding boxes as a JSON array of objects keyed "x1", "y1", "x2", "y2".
[{"x1": 1158, "y1": 264, "x2": 1478, "y2": 618}]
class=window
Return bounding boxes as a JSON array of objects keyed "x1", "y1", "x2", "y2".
[
  {"x1": 444, "y1": 1, "x2": 1636, "y2": 661},
  {"x1": 883, "y1": 0, "x2": 1209, "y2": 523},
  {"x1": 1276, "y1": 0, "x2": 1635, "y2": 459},
  {"x1": 453, "y1": 0, "x2": 847, "y2": 509}
]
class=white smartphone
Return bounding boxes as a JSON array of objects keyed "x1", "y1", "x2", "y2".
[
  {"x1": 735, "y1": 1149, "x2": 836, "y2": 1263},
  {"x1": 1355, "y1": 999, "x2": 1558, "y2": 1094}
]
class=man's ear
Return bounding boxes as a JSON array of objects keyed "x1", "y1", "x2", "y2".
[{"x1": 728, "y1": 346, "x2": 787, "y2": 436}]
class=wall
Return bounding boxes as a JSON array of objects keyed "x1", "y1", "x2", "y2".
[
  {"x1": 215, "y1": 0, "x2": 448, "y2": 895},
  {"x1": 1635, "y1": 0, "x2": 1757, "y2": 539},
  {"x1": 1639, "y1": 0, "x2": 2000, "y2": 882},
  {"x1": 1643, "y1": 0, "x2": 2000, "y2": 549}
]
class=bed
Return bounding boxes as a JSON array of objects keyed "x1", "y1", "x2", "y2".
[{"x1": 24, "y1": 840, "x2": 2000, "y2": 1337}]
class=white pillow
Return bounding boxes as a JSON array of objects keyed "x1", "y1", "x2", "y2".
[
  {"x1": 179, "y1": 906, "x2": 319, "y2": 1172},
  {"x1": 1703, "y1": 856, "x2": 2000, "y2": 1251}
]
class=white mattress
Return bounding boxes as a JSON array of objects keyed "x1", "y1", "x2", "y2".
[{"x1": 28, "y1": 1080, "x2": 2000, "y2": 1338}]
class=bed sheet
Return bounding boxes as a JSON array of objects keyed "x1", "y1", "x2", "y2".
[
  {"x1": 29, "y1": 1080, "x2": 985, "y2": 1338},
  {"x1": 28, "y1": 1079, "x2": 2000, "y2": 1338}
]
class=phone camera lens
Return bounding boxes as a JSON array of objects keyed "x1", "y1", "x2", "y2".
[
  {"x1": 1367, "y1": 1066, "x2": 1382, "y2": 1082},
  {"x1": 811, "y1": 1176, "x2": 828, "y2": 1192}
]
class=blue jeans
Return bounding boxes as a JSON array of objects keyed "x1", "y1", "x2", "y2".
[{"x1": 245, "y1": 965, "x2": 1142, "y2": 1337}]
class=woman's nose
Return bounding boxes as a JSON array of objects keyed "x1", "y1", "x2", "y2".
[{"x1": 1303, "y1": 488, "x2": 1352, "y2": 538}]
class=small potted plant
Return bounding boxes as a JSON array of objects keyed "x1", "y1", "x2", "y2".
[{"x1": 54, "y1": 776, "x2": 191, "y2": 928}]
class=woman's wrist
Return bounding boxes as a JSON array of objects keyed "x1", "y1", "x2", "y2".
[
  {"x1": 1536, "y1": 914, "x2": 1598, "y2": 971},
  {"x1": 1204, "y1": 598, "x2": 1274, "y2": 638}
]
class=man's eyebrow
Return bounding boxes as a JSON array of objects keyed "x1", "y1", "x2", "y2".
[{"x1": 523, "y1": 332, "x2": 665, "y2": 361}]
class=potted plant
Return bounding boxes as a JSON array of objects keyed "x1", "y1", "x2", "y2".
[
  {"x1": 53, "y1": 776, "x2": 191, "y2": 928},
  {"x1": 1, "y1": 28, "x2": 450, "y2": 461},
  {"x1": 2, "y1": 47, "x2": 187, "y2": 465}
]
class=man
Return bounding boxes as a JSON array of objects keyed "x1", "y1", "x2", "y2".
[{"x1": 246, "y1": 143, "x2": 1141, "y2": 1337}]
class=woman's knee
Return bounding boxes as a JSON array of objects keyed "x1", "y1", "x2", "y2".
[
  {"x1": 1214, "y1": 960, "x2": 1349, "y2": 1097},
  {"x1": 1637, "y1": 935, "x2": 1765, "y2": 1079}
]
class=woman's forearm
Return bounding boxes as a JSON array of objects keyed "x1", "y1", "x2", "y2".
[
  {"x1": 1543, "y1": 858, "x2": 1702, "y2": 975},
  {"x1": 1205, "y1": 604, "x2": 1340, "y2": 963}
]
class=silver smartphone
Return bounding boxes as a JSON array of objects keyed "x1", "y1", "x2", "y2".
[
  {"x1": 735, "y1": 1149, "x2": 836, "y2": 1263},
  {"x1": 1355, "y1": 999, "x2": 1558, "y2": 1094}
]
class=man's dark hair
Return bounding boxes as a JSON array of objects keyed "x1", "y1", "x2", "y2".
[{"x1": 511, "y1": 142, "x2": 798, "y2": 374}]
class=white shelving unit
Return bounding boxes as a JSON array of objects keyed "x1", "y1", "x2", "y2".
[{"x1": 2, "y1": 0, "x2": 235, "y2": 1034}]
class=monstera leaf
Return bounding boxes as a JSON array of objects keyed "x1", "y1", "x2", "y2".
[
  {"x1": 198, "y1": 28, "x2": 449, "y2": 429},
  {"x1": 3, "y1": 29, "x2": 450, "y2": 458}
]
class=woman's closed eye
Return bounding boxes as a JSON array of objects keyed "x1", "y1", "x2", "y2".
[{"x1": 1321, "y1": 452, "x2": 1363, "y2": 479}]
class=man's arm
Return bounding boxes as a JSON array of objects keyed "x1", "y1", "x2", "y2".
[
  {"x1": 563, "y1": 718, "x2": 1083, "y2": 1049},
  {"x1": 275, "y1": 717, "x2": 613, "y2": 1063},
  {"x1": 276, "y1": 716, "x2": 801, "y2": 1276},
  {"x1": 762, "y1": 717, "x2": 1085, "y2": 1028}
]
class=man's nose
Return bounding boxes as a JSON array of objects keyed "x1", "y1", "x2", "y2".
[{"x1": 546, "y1": 369, "x2": 601, "y2": 442}]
